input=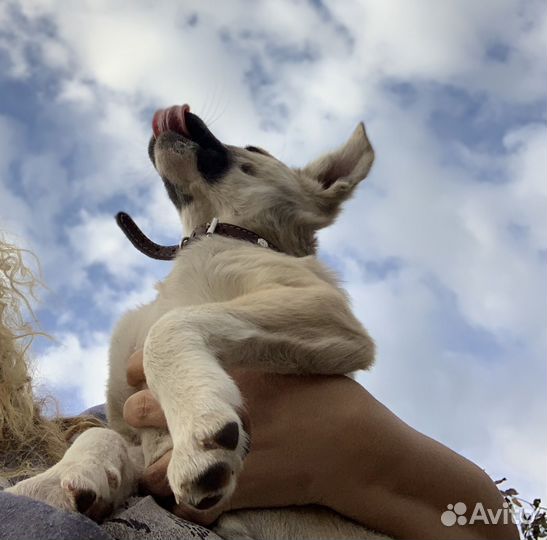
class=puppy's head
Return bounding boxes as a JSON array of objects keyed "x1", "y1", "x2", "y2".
[{"x1": 149, "y1": 105, "x2": 374, "y2": 256}]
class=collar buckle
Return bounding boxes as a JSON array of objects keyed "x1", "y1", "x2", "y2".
[{"x1": 206, "y1": 217, "x2": 219, "y2": 236}]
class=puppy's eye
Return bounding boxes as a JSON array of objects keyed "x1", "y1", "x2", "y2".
[{"x1": 240, "y1": 163, "x2": 256, "y2": 175}]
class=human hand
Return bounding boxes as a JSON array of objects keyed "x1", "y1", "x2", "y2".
[
  {"x1": 123, "y1": 350, "x2": 518, "y2": 539},
  {"x1": 123, "y1": 350, "x2": 359, "y2": 526}
]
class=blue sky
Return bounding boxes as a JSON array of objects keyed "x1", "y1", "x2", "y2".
[{"x1": 0, "y1": 0, "x2": 545, "y2": 504}]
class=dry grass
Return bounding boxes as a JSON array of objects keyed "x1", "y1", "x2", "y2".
[{"x1": 0, "y1": 235, "x2": 103, "y2": 482}]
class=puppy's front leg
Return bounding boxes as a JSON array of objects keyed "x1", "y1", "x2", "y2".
[
  {"x1": 143, "y1": 285, "x2": 372, "y2": 510},
  {"x1": 144, "y1": 315, "x2": 248, "y2": 511}
]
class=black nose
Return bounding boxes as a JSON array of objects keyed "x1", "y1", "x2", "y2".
[{"x1": 184, "y1": 112, "x2": 223, "y2": 150}]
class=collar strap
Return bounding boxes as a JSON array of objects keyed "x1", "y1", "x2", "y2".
[
  {"x1": 116, "y1": 212, "x2": 280, "y2": 261},
  {"x1": 116, "y1": 212, "x2": 179, "y2": 260}
]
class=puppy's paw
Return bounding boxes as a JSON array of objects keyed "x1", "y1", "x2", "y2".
[
  {"x1": 59, "y1": 465, "x2": 118, "y2": 521},
  {"x1": 7, "y1": 460, "x2": 118, "y2": 522},
  {"x1": 6, "y1": 428, "x2": 139, "y2": 522},
  {"x1": 167, "y1": 407, "x2": 250, "y2": 510}
]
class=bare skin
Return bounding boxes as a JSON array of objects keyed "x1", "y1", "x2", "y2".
[{"x1": 123, "y1": 350, "x2": 519, "y2": 540}]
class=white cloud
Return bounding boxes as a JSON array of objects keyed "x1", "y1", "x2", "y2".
[
  {"x1": 92, "y1": 275, "x2": 159, "y2": 322},
  {"x1": 67, "y1": 211, "x2": 150, "y2": 281},
  {"x1": 35, "y1": 331, "x2": 110, "y2": 410},
  {"x1": 57, "y1": 78, "x2": 96, "y2": 107},
  {"x1": 0, "y1": 115, "x2": 36, "y2": 249},
  {"x1": 330, "y1": 0, "x2": 546, "y2": 102}
]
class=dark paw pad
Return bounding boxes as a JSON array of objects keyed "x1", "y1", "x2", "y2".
[
  {"x1": 153, "y1": 494, "x2": 176, "y2": 512},
  {"x1": 205, "y1": 421, "x2": 240, "y2": 451},
  {"x1": 86, "y1": 500, "x2": 114, "y2": 523},
  {"x1": 195, "y1": 462, "x2": 231, "y2": 492},
  {"x1": 74, "y1": 489, "x2": 97, "y2": 514}
]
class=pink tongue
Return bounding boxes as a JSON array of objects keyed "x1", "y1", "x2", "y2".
[{"x1": 152, "y1": 104, "x2": 190, "y2": 138}]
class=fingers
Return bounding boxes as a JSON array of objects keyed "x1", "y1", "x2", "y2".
[
  {"x1": 127, "y1": 349, "x2": 145, "y2": 387},
  {"x1": 123, "y1": 389, "x2": 168, "y2": 429},
  {"x1": 125, "y1": 349, "x2": 167, "y2": 428},
  {"x1": 140, "y1": 450, "x2": 172, "y2": 496},
  {"x1": 125, "y1": 350, "x2": 166, "y2": 428}
]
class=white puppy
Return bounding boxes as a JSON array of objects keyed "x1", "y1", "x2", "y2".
[{"x1": 9, "y1": 105, "x2": 385, "y2": 539}]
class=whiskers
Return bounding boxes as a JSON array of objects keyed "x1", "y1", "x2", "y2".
[{"x1": 199, "y1": 83, "x2": 230, "y2": 129}]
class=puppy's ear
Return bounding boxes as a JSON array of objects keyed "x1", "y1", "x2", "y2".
[{"x1": 303, "y1": 122, "x2": 374, "y2": 215}]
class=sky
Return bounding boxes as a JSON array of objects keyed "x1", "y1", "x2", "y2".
[{"x1": 0, "y1": 0, "x2": 545, "y2": 507}]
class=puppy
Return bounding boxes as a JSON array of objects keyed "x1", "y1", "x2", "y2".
[{"x1": 9, "y1": 105, "x2": 385, "y2": 539}]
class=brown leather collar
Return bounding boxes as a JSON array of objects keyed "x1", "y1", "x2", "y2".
[{"x1": 116, "y1": 212, "x2": 280, "y2": 261}]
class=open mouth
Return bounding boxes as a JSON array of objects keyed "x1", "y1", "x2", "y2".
[
  {"x1": 148, "y1": 104, "x2": 195, "y2": 167},
  {"x1": 150, "y1": 104, "x2": 224, "y2": 151},
  {"x1": 148, "y1": 104, "x2": 232, "y2": 185},
  {"x1": 152, "y1": 104, "x2": 191, "y2": 139}
]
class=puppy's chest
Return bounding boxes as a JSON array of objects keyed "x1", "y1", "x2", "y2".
[
  {"x1": 120, "y1": 241, "x2": 339, "y2": 354},
  {"x1": 153, "y1": 240, "x2": 331, "y2": 311},
  {"x1": 156, "y1": 263, "x2": 238, "y2": 308},
  {"x1": 154, "y1": 245, "x2": 270, "y2": 309}
]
